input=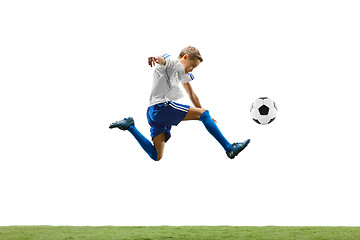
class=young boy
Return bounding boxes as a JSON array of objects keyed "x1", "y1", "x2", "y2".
[{"x1": 109, "y1": 46, "x2": 250, "y2": 161}]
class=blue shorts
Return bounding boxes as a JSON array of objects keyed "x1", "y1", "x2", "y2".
[{"x1": 147, "y1": 101, "x2": 190, "y2": 142}]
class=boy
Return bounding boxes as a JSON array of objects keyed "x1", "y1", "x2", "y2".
[{"x1": 109, "y1": 46, "x2": 250, "y2": 161}]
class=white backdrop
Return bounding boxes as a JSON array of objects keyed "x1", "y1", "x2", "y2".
[{"x1": 1, "y1": 0, "x2": 359, "y2": 226}]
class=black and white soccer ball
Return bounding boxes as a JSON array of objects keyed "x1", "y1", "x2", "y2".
[{"x1": 250, "y1": 97, "x2": 278, "y2": 125}]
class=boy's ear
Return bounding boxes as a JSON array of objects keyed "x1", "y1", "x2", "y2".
[{"x1": 183, "y1": 54, "x2": 189, "y2": 60}]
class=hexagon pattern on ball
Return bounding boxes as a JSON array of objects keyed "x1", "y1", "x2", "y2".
[{"x1": 250, "y1": 97, "x2": 277, "y2": 125}]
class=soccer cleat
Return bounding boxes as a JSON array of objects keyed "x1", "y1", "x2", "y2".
[
  {"x1": 109, "y1": 117, "x2": 134, "y2": 130},
  {"x1": 226, "y1": 139, "x2": 251, "y2": 159}
]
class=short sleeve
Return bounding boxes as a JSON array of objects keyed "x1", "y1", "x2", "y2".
[
  {"x1": 161, "y1": 53, "x2": 173, "y2": 69},
  {"x1": 188, "y1": 73, "x2": 195, "y2": 81},
  {"x1": 179, "y1": 72, "x2": 194, "y2": 84}
]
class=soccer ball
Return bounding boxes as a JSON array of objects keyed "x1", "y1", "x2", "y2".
[{"x1": 250, "y1": 97, "x2": 278, "y2": 125}]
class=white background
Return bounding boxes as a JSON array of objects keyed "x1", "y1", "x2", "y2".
[{"x1": 1, "y1": 0, "x2": 360, "y2": 226}]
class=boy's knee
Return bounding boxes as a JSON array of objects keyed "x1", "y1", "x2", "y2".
[
  {"x1": 153, "y1": 149, "x2": 163, "y2": 161},
  {"x1": 149, "y1": 150, "x2": 159, "y2": 161},
  {"x1": 196, "y1": 108, "x2": 207, "y2": 120},
  {"x1": 156, "y1": 153, "x2": 163, "y2": 161},
  {"x1": 199, "y1": 109, "x2": 210, "y2": 121}
]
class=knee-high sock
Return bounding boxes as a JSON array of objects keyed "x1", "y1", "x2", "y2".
[
  {"x1": 199, "y1": 110, "x2": 232, "y2": 152},
  {"x1": 128, "y1": 125, "x2": 157, "y2": 160}
]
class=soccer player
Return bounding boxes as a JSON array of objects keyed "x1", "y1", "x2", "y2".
[{"x1": 109, "y1": 46, "x2": 250, "y2": 161}]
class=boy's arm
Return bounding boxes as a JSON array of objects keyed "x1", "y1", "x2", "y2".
[
  {"x1": 182, "y1": 82, "x2": 202, "y2": 108},
  {"x1": 148, "y1": 56, "x2": 166, "y2": 67}
]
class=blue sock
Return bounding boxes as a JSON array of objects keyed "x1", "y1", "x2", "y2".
[
  {"x1": 199, "y1": 110, "x2": 232, "y2": 152},
  {"x1": 128, "y1": 125, "x2": 158, "y2": 161}
]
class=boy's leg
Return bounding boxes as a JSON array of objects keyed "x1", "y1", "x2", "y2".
[
  {"x1": 182, "y1": 106, "x2": 206, "y2": 121},
  {"x1": 152, "y1": 133, "x2": 166, "y2": 161},
  {"x1": 183, "y1": 107, "x2": 232, "y2": 152},
  {"x1": 127, "y1": 125, "x2": 159, "y2": 161},
  {"x1": 183, "y1": 106, "x2": 250, "y2": 158},
  {"x1": 109, "y1": 118, "x2": 158, "y2": 161}
]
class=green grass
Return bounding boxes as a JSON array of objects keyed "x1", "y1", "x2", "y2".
[{"x1": 0, "y1": 226, "x2": 360, "y2": 240}]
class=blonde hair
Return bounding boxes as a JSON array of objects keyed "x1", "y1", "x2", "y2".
[{"x1": 178, "y1": 46, "x2": 203, "y2": 62}]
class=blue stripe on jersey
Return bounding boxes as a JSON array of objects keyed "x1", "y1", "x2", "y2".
[
  {"x1": 188, "y1": 73, "x2": 195, "y2": 80},
  {"x1": 162, "y1": 54, "x2": 170, "y2": 59}
]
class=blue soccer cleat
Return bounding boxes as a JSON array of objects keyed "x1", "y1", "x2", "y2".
[
  {"x1": 109, "y1": 117, "x2": 134, "y2": 130},
  {"x1": 226, "y1": 139, "x2": 251, "y2": 159}
]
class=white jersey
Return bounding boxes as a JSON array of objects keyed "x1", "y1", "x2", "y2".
[{"x1": 149, "y1": 56, "x2": 194, "y2": 106}]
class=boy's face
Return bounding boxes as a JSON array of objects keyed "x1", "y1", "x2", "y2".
[{"x1": 179, "y1": 54, "x2": 201, "y2": 74}]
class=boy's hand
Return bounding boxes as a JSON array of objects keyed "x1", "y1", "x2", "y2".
[
  {"x1": 148, "y1": 57, "x2": 158, "y2": 67},
  {"x1": 148, "y1": 56, "x2": 166, "y2": 67}
]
